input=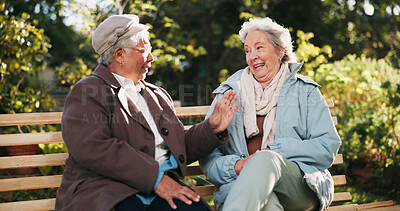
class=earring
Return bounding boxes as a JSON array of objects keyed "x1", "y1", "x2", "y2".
[{"x1": 279, "y1": 58, "x2": 282, "y2": 63}]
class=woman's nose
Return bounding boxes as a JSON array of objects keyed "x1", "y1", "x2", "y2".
[
  {"x1": 148, "y1": 52, "x2": 154, "y2": 62},
  {"x1": 249, "y1": 50, "x2": 259, "y2": 60}
]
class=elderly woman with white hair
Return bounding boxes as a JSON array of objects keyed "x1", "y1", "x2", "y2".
[{"x1": 199, "y1": 17, "x2": 341, "y2": 211}]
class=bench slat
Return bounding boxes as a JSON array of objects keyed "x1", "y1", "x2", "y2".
[
  {"x1": 333, "y1": 192, "x2": 353, "y2": 202},
  {"x1": 333, "y1": 175, "x2": 347, "y2": 186},
  {"x1": 329, "y1": 200, "x2": 395, "y2": 211},
  {"x1": 332, "y1": 116, "x2": 338, "y2": 126},
  {"x1": 192, "y1": 185, "x2": 214, "y2": 197},
  {"x1": 0, "y1": 106, "x2": 210, "y2": 126},
  {"x1": 0, "y1": 112, "x2": 63, "y2": 127},
  {"x1": 0, "y1": 132, "x2": 63, "y2": 146},
  {"x1": 176, "y1": 106, "x2": 210, "y2": 118},
  {"x1": 0, "y1": 153, "x2": 68, "y2": 169},
  {"x1": 0, "y1": 175, "x2": 62, "y2": 192},
  {"x1": 328, "y1": 204, "x2": 359, "y2": 211},
  {"x1": 325, "y1": 99, "x2": 334, "y2": 108},
  {"x1": 353, "y1": 200, "x2": 394, "y2": 209},
  {"x1": 367, "y1": 205, "x2": 400, "y2": 211},
  {"x1": 334, "y1": 153, "x2": 343, "y2": 165},
  {"x1": 0, "y1": 198, "x2": 56, "y2": 211},
  {"x1": 358, "y1": 200, "x2": 393, "y2": 209}
]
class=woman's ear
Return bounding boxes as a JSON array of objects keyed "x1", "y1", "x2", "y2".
[
  {"x1": 114, "y1": 48, "x2": 124, "y2": 64},
  {"x1": 279, "y1": 48, "x2": 286, "y2": 61},
  {"x1": 114, "y1": 48, "x2": 123, "y2": 57},
  {"x1": 280, "y1": 48, "x2": 286, "y2": 58}
]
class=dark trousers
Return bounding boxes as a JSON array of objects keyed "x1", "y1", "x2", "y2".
[{"x1": 114, "y1": 194, "x2": 210, "y2": 211}]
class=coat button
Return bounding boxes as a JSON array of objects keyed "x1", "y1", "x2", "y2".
[
  {"x1": 161, "y1": 128, "x2": 169, "y2": 136},
  {"x1": 178, "y1": 154, "x2": 185, "y2": 163}
]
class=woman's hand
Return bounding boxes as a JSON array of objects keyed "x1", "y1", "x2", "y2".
[
  {"x1": 234, "y1": 151, "x2": 258, "y2": 175},
  {"x1": 155, "y1": 175, "x2": 200, "y2": 209},
  {"x1": 209, "y1": 90, "x2": 239, "y2": 133}
]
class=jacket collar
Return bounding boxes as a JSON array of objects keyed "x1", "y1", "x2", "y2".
[
  {"x1": 92, "y1": 64, "x2": 152, "y2": 131},
  {"x1": 288, "y1": 61, "x2": 304, "y2": 77},
  {"x1": 92, "y1": 64, "x2": 121, "y2": 89},
  {"x1": 288, "y1": 61, "x2": 320, "y2": 87}
]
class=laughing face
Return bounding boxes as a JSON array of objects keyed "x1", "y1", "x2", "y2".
[{"x1": 244, "y1": 30, "x2": 283, "y2": 88}]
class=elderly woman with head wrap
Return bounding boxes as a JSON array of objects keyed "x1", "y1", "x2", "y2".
[
  {"x1": 199, "y1": 17, "x2": 341, "y2": 211},
  {"x1": 55, "y1": 14, "x2": 238, "y2": 211}
]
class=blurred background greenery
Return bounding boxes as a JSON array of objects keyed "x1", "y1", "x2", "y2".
[{"x1": 0, "y1": 0, "x2": 399, "y2": 205}]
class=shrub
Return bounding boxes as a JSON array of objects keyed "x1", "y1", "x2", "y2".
[{"x1": 315, "y1": 55, "x2": 400, "y2": 169}]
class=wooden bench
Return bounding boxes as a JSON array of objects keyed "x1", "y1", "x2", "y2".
[{"x1": 0, "y1": 99, "x2": 397, "y2": 211}]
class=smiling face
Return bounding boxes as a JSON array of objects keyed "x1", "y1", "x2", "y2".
[
  {"x1": 244, "y1": 30, "x2": 283, "y2": 88},
  {"x1": 117, "y1": 38, "x2": 154, "y2": 83}
]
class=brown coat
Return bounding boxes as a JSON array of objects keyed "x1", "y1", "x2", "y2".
[{"x1": 55, "y1": 64, "x2": 226, "y2": 210}]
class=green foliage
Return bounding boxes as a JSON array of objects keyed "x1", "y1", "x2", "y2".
[
  {"x1": 318, "y1": 0, "x2": 400, "y2": 60},
  {"x1": 56, "y1": 58, "x2": 93, "y2": 89},
  {"x1": 0, "y1": 5, "x2": 55, "y2": 113},
  {"x1": 141, "y1": 0, "x2": 246, "y2": 101},
  {"x1": 131, "y1": 1, "x2": 197, "y2": 74},
  {"x1": 315, "y1": 55, "x2": 400, "y2": 169},
  {"x1": 223, "y1": 34, "x2": 242, "y2": 49},
  {"x1": 295, "y1": 30, "x2": 332, "y2": 77},
  {"x1": 218, "y1": 69, "x2": 229, "y2": 84}
]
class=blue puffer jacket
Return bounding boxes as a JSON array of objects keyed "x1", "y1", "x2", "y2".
[{"x1": 199, "y1": 62, "x2": 341, "y2": 210}]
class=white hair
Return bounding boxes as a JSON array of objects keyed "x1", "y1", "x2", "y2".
[
  {"x1": 100, "y1": 30, "x2": 150, "y2": 66},
  {"x1": 239, "y1": 17, "x2": 297, "y2": 63}
]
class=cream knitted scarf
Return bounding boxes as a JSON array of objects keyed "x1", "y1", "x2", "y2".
[{"x1": 240, "y1": 63, "x2": 290, "y2": 149}]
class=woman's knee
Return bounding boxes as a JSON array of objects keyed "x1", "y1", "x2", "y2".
[
  {"x1": 239, "y1": 150, "x2": 284, "y2": 181},
  {"x1": 251, "y1": 150, "x2": 282, "y2": 165},
  {"x1": 240, "y1": 150, "x2": 285, "y2": 179}
]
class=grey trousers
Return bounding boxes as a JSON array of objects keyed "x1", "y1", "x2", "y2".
[{"x1": 222, "y1": 150, "x2": 319, "y2": 211}]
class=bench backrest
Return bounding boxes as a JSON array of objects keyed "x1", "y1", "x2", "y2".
[{"x1": 0, "y1": 99, "x2": 351, "y2": 210}]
